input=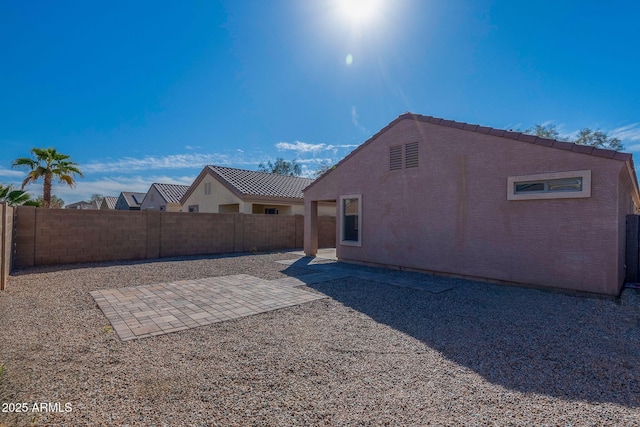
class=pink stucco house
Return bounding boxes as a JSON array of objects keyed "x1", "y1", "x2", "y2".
[{"x1": 303, "y1": 113, "x2": 640, "y2": 296}]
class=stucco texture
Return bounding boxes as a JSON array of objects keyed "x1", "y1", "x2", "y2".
[{"x1": 305, "y1": 116, "x2": 638, "y2": 296}]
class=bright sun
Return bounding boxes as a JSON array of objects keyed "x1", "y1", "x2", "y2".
[{"x1": 336, "y1": 0, "x2": 384, "y2": 27}]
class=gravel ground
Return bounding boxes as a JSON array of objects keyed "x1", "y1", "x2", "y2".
[{"x1": 0, "y1": 251, "x2": 639, "y2": 426}]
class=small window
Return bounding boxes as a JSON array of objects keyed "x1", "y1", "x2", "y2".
[
  {"x1": 204, "y1": 182, "x2": 211, "y2": 195},
  {"x1": 508, "y1": 170, "x2": 591, "y2": 201},
  {"x1": 264, "y1": 208, "x2": 278, "y2": 215},
  {"x1": 188, "y1": 205, "x2": 199, "y2": 213},
  {"x1": 340, "y1": 195, "x2": 362, "y2": 246},
  {"x1": 390, "y1": 145, "x2": 402, "y2": 170},
  {"x1": 515, "y1": 178, "x2": 582, "y2": 194}
]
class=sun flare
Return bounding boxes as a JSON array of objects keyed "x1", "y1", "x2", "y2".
[{"x1": 336, "y1": 0, "x2": 384, "y2": 27}]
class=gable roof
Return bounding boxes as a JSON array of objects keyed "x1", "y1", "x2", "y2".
[
  {"x1": 181, "y1": 165, "x2": 314, "y2": 204},
  {"x1": 119, "y1": 192, "x2": 146, "y2": 208},
  {"x1": 65, "y1": 200, "x2": 99, "y2": 209},
  {"x1": 151, "y1": 183, "x2": 190, "y2": 204},
  {"x1": 102, "y1": 196, "x2": 118, "y2": 209},
  {"x1": 305, "y1": 112, "x2": 638, "y2": 193}
]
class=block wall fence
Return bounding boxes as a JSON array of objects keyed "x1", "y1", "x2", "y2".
[
  {"x1": 0, "y1": 203, "x2": 14, "y2": 290},
  {"x1": 10, "y1": 207, "x2": 336, "y2": 270}
]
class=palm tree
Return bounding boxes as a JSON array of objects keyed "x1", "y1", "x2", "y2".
[
  {"x1": 11, "y1": 148, "x2": 83, "y2": 208},
  {"x1": 0, "y1": 184, "x2": 32, "y2": 206}
]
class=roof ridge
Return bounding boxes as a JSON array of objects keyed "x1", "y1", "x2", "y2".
[
  {"x1": 399, "y1": 112, "x2": 631, "y2": 161},
  {"x1": 205, "y1": 164, "x2": 313, "y2": 199},
  {"x1": 207, "y1": 164, "x2": 314, "y2": 180},
  {"x1": 304, "y1": 112, "x2": 635, "y2": 193}
]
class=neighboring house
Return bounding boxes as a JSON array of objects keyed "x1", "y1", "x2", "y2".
[
  {"x1": 140, "y1": 183, "x2": 190, "y2": 212},
  {"x1": 65, "y1": 200, "x2": 99, "y2": 210},
  {"x1": 100, "y1": 196, "x2": 118, "y2": 210},
  {"x1": 304, "y1": 113, "x2": 640, "y2": 296},
  {"x1": 114, "y1": 192, "x2": 146, "y2": 210},
  {"x1": 181, "y1": 165, "x2": 335, "y2": 215}
]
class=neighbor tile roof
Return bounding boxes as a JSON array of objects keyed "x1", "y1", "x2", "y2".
[
  {"x1": 152, "y1": 183, "x2": 190, "y2": 204},
  {"x1": 207, "y1": 165, "x2": 314, "y2": 199},
  {"x1": 102, "y1": 196, "x2": 118, "y2": 209},
  {"x1": 122, "y1": 192, "x2": 146, "y2": 208},
  {"x1": 65, "y1": 200, "x2": 99, "y2": 209}
]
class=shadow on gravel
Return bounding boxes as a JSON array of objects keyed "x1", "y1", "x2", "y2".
[{"x1": 283, "y1": 258, "x2": 640, "y2": 409}]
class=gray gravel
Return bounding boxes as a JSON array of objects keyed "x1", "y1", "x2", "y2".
[{"x1": 0, "y1": 251, "x2": 639, "y2": 426}]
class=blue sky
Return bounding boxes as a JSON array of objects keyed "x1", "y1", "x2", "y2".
[{"x1": 1, "y1": 0, "x2": 639, "y2": 204}]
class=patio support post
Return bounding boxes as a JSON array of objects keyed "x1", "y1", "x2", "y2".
[{"x1": 304, "y1": 200, "x2": 318, "y2": 256}]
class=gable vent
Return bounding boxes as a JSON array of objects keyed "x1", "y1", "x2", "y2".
[
  {"x1": 405, "y1": 142, "x2": 419, "y2": 168},
  {"x1": 390, "y1": 145, "x2": 402, "y2": 170}
]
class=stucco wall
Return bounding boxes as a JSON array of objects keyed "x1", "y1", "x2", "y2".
[
  {"x1": 181, "y1": 174, "x2": 242, "y2": 213},
  {"x1": 305, "y1": 118, "x2": 633, "y2": 296},
  {"x1": 140, "y1": 186, "x2": 164, "y2": 211},
  {"x1": 181, "y1": 173, "x2": 317, "y2": 215}
]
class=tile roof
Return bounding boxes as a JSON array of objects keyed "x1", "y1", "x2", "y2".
[
  {"x1": 206, "y1": 165, "x2": 314, "y2": 199},
  {"x1": 121, "y1": 192, "x2": 146, "y2": 208},
  {"x1": 102, "y1": 196, "x2": 118, "y2": 209},
  {"x1": 402, "y1": 113, "x2": 632, "y2": 161},
  {"x1": 305, "y1": 112, "x2": 638, "y2": 193},
  {"x1": 65, "y1": 200, "x2": 99, "y2": 209},
  {"x1": 152, "y1": 183, "x2": 190, "y2": 204}
]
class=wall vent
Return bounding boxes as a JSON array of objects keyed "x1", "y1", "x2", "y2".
[
  {"x1": 390, "y1": 145, "x2": 403, "y2": 170},
  {"x1": 405, "y1": 142, "x2": 419, "y2": 168}
]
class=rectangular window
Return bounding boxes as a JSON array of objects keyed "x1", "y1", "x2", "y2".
[
  {"x1": 204, "y1": 182, "x2": 211, "y2": 195},
  {"x1": 340, "y1": 195, "x2": 362, "y2": 246},
  {"x1": 264, "y1": 208, "x2": 278, "y2": 215},
  {"x1": 515, "y1": 178, "x2": 582, "y2": 194},
  {"x1": 507, "y1": 170, "x2": 591, "y2": 201},
  {"x1": 188, "y1": 205, "x2": 199, "y2": 213}
]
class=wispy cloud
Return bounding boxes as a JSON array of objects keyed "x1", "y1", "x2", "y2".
[
  {"x1": 276, "y1": 141, "x2": 326, "y2": 153},
  {"x1": 351, "y1": 106, "x2": 368, "y2": 134},
  {"x1": 611, "y1": 123, "x2": 640, "y2": 143},
  {"x1": 83, "y1": 153, "x2": 231, "y2": 174},
  {"x1": 351, "y1": 106, "x2": 359, "y2": 127},
  {"x1": 276, "y1": 141, "x2": 358, "y2": 154},
  {"x1": 0, "y1": 168, "x2": 25, "y2": 179}
]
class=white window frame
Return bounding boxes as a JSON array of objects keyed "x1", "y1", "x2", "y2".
[
  {"x1": 340, "y1": 194, "x2": 362, "y2": 247},
  {"x1": 507, "y1": 170, "x2": 591, "y2": 201}
]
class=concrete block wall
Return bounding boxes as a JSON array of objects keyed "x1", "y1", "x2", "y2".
[
  {"x1": 318, "y1": 215, "x2": 336, "y2": 248},
  {"x1": 242, "y1": 214, "x2": 299, "y2": 252},
  {"x1": 0, "y1": 203, "x2": 14, "y2": 290},
  {"x1": 160, "y1": 212, "x2": 236, "y2": 257},
  {"x1": 11, "y1": 208, "x2": 337, "y2": 268},
  {"x1": 13, "y1": 206, "x2": 35, "y2": 268}
]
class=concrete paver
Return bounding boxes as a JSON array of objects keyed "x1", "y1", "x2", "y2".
[
  {"x1": 90, "y1": 274, "x2": 327, "y2": 341},
  {"x1": 92, "y1": 253, "x2": 455, "y2": 342}
]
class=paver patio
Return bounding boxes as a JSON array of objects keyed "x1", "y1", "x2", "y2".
[
  {"x1": 90, "y1": 274, "x2": 327, "y2": 341},
  {"x1": 91, "y1": 254, "x2": 456, "y2": 341}
]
